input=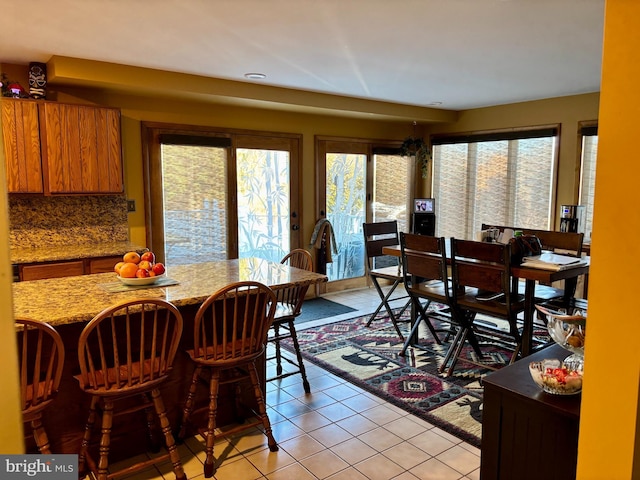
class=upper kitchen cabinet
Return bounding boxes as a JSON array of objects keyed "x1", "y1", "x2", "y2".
[
  {"x1": 1, "y1": 98, "x2": 44, "y2": 193},
  {"x1": 1, "y1": 98, "x2": 124, "y2": 194}
]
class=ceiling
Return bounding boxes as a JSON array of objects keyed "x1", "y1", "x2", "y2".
[{"x1": 0, "y1": 0, "x2": 605, "y2": 111}]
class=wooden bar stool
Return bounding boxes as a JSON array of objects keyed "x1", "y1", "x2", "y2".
[
  {"x1": 177, "y1": 281, "x2": 278, "y2": 478},
  {"x1": 16, "y1": 318, "x2": 64, "y2": 454},
  {"x1": 267, "y1": 248, "x2": 313, "y2": 393},
  {"x1": 75, "y1": 298, "x2": 186, "y2": 480}
]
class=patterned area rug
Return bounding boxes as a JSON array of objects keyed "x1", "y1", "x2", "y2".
[{"x1": 284, "y1": 307, "x2": 544, "y2": 448}]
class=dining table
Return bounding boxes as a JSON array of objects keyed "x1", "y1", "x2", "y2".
[
  {"x1": 12, "y1": 257, "x2": 327, "y2": 458},
  {"x1": 381, "y1": 243, "x2": 589, "y2": 357}
]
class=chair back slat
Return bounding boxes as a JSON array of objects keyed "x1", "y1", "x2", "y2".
[
  {"x1": 16, "y1": 319, "x2": 64, "y2": 415},
  {"x1": 77, "y1": 298, "x2": 183, "y2": 393},
  {"x1": 363, "y1": 221, "x2": 401, "y2": 271},
  {"x1": 480, "y1": 224, "x2": 584, "y2": 256},
  {"x1": 193, "y1": 281, "x2": 277, "y2": 365},
  {"x1": 276, "y1": 249, "x2": 313, "y2": 316},
  {"x1": 400, "y1": 233, "x2": 449, "y2": 295}
]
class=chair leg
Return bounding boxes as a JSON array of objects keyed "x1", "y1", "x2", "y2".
[
  {"x1": 248, "y1": 362, "x2": 278, "y2": 453},
  {"x1": 273, "y1": 323, "x2": 283, "y2": 376},
  {"x1": 30, "y1": 416, "x2": 52, "y2": 455},
  {"x1": 150, "y1": 388, "x2": 186, "y2": 480},
  {"x1": 287, "y1": 319, "x2": 311, "y2": 393},
  {"x1": 204, "y1": 368, "x2": 220, "y2": 478},
  {"x1": 366, "y1": 278, "x2": 405, "y2": 341},
  {"x1": 142, "y1": 393, "x2": 161, "y2": 453},
  {"x1": 97, "y1": 399, "x2": 114, "y2": 480},
  {"x1": 78, "y1": 395, "x2": 100, "y2": 476},
  {"x1": 178, "y1": 365, "x2": 202, "y2": 441}
]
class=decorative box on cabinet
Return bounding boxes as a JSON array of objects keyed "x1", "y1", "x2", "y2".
[
  {"x1": 480, "y1": 344, "x2": 580, "y2": 480},
  {"x1": 1, "y1": 98, "x2": 124, "y2": 194}
]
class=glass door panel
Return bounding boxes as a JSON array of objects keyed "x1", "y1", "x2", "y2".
[
  {"x1": 236, "y1": 148, "x2": 291, "y2": 262},
  {"x1": 325, "y1": 152, "x2": 366, "y2": 281}
]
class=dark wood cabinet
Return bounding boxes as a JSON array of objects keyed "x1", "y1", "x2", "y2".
[
  {"x1": 481, "y1": 344, "x2": 580, "y2": 480},
  {"x1": 18, "y1": 255, "x2": 122, "y2": 280}
]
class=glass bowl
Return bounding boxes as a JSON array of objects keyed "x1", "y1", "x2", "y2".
[
  {"x1": 529, "y1": 358, "x2": 583, "y2": 395},
  {"x1": 535, "y1": 305, "x2": 586, "y2": 370}
]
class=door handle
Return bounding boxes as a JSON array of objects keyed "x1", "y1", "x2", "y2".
[{"x1": 292, "y1": 225, "x2": 300, "y2": 231}]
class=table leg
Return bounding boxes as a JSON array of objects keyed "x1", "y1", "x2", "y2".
[{"x1": 521, "y1": 279, "x2": 536, "y2": 357}]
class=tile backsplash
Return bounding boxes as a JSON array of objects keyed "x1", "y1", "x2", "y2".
[{"x1": 9, "y1": 195, "x2": 129, "y2": 248}]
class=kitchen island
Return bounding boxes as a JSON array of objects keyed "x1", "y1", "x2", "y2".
[{"x1": 13, "y1": 257, "x2": 327, "y2": 458}]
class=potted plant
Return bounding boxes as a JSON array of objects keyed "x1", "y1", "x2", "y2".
[{"x1": 400, "y1": 136, "x2": 431, "y2": 178}]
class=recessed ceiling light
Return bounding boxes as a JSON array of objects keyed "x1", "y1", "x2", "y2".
[
  {"x1": 428, "y1": 101, "x2": 443, "y2": 106},
  {"x1": 244, "y1": 73, "x2": 266, "y2": 80}
]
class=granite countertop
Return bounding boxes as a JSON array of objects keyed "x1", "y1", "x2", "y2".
[
  {"x1": 13, "y1": 257, "x2": 327, "y2": 327},
  {"x1": 10, "y1": 242, "x2": 147, "y2": 264}
]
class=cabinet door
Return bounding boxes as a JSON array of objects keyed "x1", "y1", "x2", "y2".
[
  {"x1": 40, "y1": 103, "x2": 123, "y2": 194},
  {"x1": 86, "y1": 255, "x2": 121, "y2": 274},
  {"x1": 1, "y1": 98, "x2": 44, "y2": 193},
  {"x1": 20, "y1": 260, "x2": 85, "y2": 281}
]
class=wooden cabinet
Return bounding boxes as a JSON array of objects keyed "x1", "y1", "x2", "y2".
[
  {"x1": 481, "y1": 344, "x2": 580, "y2": 480},
  {"x1": 1, "y1": 98, "x2": 44, "y2": 193},
  {"x1": 1, "y1": 98, "x2": 123, "y2": 194},
  {"x1": 18, "y1": 255, "x2": 122, "y2": 280}
]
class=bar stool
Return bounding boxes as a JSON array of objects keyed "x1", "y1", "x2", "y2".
[
  {"x1": 16, "y1": 318, "x2": 64, "y2": 454},
  {"x1": 267, "y1": 248, "x2": 313, "y2": 393},
  {"x1": 75, "y1": 298, "x2": 185, "y2": 480},
  {"x1": 177, "y1": 281, "x2": 278, "y2": 478}
]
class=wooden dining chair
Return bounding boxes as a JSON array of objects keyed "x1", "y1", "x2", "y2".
[
  {"x1": 363, "y1": 221, "x2": 411, "y2": 339},
  {"x1": 267, "y1": 248, "x2": 313, "y2": 393},
  {"x1": 177, "y1": 281, "x2": 278, "y2": 478},
  {"x1": 444, "y1": 238, "x2": 526, "y2": 376},
  {"x1": 398, "y1": 233, "x2": 452, "y2": 356},
  {"x1": 75, "y1": 298, "x2": 185, "y2": 480},
  {"x1": 16, "y1": 318, "x2": 65, "y2": 454}
]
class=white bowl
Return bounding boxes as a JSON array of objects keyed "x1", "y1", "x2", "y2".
[
  {"x1": 529, "y1": 358, "x2": 583, "y2": 395},
  {"x1": 117, "y1": 273, "x2": 165, "y2": 286}
]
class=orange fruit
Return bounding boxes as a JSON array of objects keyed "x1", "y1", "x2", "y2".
[
  {"x1": 119, "y1": 262, "x2": 139, "y2": 278},
  {"x1": 123, "y1": 251, "x2": 141, "y2": 264},
  {"x1": 114, "y1": 261, "x2": 126, "y2": 274}
]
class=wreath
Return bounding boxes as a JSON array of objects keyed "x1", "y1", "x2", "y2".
[{"x1": 400, "y1": 137, "x2": 431, "y2": 178}]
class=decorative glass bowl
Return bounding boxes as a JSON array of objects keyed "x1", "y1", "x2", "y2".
[
  {"x1": 536, "y1": 304, "x2": 586, "y2": 370},
  {"x1": 529, "y1": 358, "x2": 583, "y2": 395}
]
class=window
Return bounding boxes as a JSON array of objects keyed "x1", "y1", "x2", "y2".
[
  {"x1": 432, "y1": 127, "x2": 559, "y2": 239},
  {"x1": 578, "y1": 123, "x2": 598, "y2": 241}
]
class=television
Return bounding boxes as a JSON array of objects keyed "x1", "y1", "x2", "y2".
[{"x1": 413, "y1": 198, "x2": 435, "y2": 214}]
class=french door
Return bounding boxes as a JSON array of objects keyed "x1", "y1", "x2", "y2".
[
  {"x1": 142, "y1": 123, "x2": 301, "y2": 265},
  {"x1": 316, "y1": 137, "x2": 413, "y2": 290}
]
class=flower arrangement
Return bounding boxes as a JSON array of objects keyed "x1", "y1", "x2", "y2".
[{"x1": 400, "y1": 136, "x2": 431, "y2": 178}]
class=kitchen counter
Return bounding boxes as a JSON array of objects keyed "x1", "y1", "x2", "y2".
[
  {"x1": 13, "y1": 257, "x2": 327, "y2": 326},
  {"x1": 10, "y1": 241, "x2": 146, "y2": 264}
]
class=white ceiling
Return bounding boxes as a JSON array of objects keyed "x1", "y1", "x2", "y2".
[{"x1": 0, "y1": 0, "x2": 605, "y2": 111}]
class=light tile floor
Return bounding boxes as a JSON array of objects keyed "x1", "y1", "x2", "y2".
[{"x1": 105, "y1": 286, "x2": 481, "y2": 480}]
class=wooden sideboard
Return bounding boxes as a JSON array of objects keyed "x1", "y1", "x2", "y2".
[{"x1": 481, "y1": 344, "x2": 581, "y2": 480}]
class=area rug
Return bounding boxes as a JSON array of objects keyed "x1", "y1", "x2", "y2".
[
  {"x1": 296, "y1": 297, "x2": 357, "y2": 323},
  {"x1": 282, "y1": 307, "x2": 538, "y2": 448}
]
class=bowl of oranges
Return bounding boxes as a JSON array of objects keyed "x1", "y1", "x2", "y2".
[{"x1": 114, "y1": 250, "x2": 166, "y2": 286}]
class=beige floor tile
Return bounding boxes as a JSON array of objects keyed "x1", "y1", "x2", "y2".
[
  {"x1": 272, "y1": 398, "x2": 313, "y2": 418},
  {"x1": 279, "y1": 433, "x2": 327, "y2": 460},
  {"x1": 353, "y1": 453, "x2": 405, "y2": 479},
  {"x1": 382, "y1": 416, "x2": 429, "y2": 440},
  {"x1": 330, "y1": 437, "x2": 377, "y2": 464},
  {"x1": 407, "y1": 429, "x2": 457, "y2": 457},
  {"x1": 266, "y1": 462, "x2": 317, "y2": 480},
  {"x1": 213, "y1": 456, "x2": 264, "y2": 480},
  {"x1": 296, "y1": 390, "x2": 338, "y2": 410},
  {"x1": 269, "y1": 419, "x2": 306, "y2": 443},
  {"x1": 325, "y1": 466, "x2": 370, "y2": 480},
  {"x1": 300, "y1": 449, "x2": 350, "y2": 479},
  {"x1": 245, "y1": 446, "x2": 296, "y2": 475},
  {"x1": 289, "y1": 410, "x2": 334, "y2": 432},
  {"x1": 335, "y1": 413, "x2": 379, "y2": 436},
  {"x1": 358, "y1": 426, "x2": 404, "y2": 451},
  {"x1": 360, "y1": 403, "x2": 405, "y2": 425},
  {"x1": 340, "y1": 393, "x2": 382, "y2": 412},
  {"x1": 315, "y1": 402, "x2": 357, "y2": 422},
  {"x1": 308, "y1": 423, "x2": 353, "y2": 448},
  {"x1": 409, "y1": 457, "x2": 465, "y2": 480},
  {"x1": 382, "y1": 442, "x2": 432, "y2": 470},
  {"x1": 435, "y1": 445, "x2": 480, "y2": 476},
  {"x1": 392, "y1": 472, "x2": 422, "y2": 480},
  {"x1": 322, "y1": 383, "x2": 362, "y2": 401},
  {"x1": 465, "y1": 467, "x2": 480, "y2": 480}
]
